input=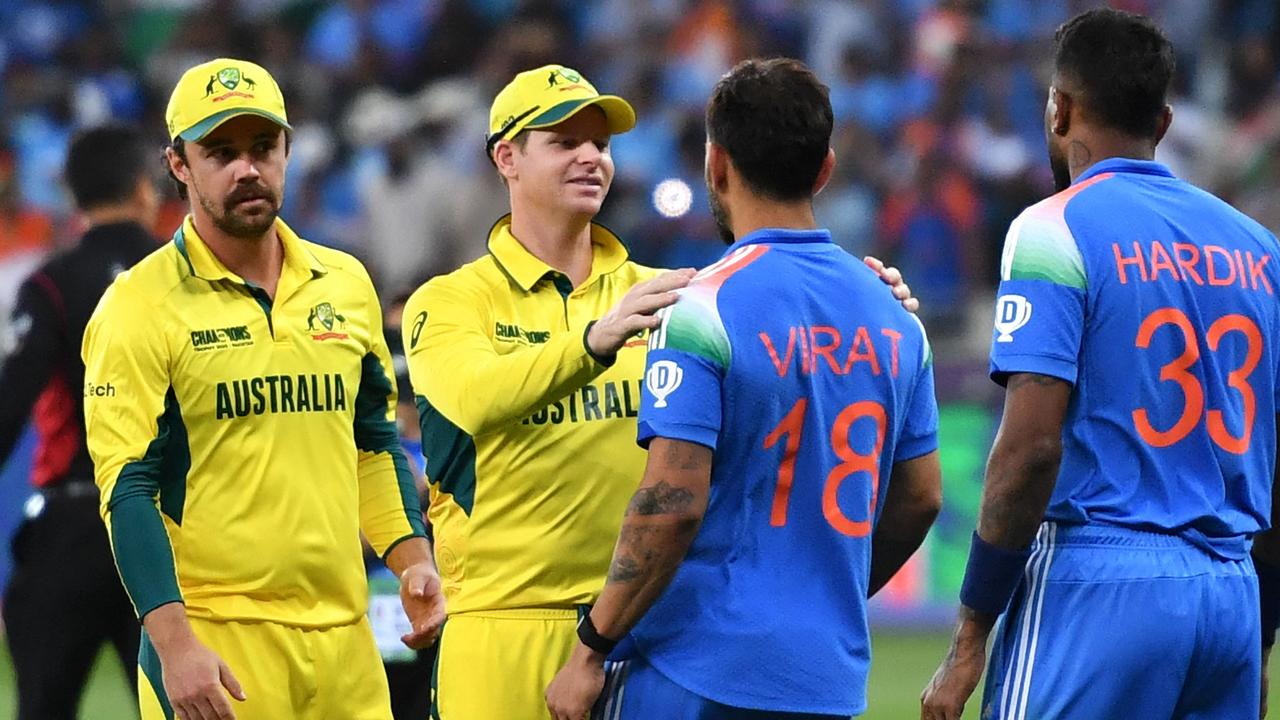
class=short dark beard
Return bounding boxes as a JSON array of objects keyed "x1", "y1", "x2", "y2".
[
  {"x1": 197, "y1": 182, "x2": 280, "y2": 238},
  {"x1": 707, "y1": 185, "x2": 735, "y2": 245}
]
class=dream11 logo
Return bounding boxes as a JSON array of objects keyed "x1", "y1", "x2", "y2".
[
  {"x1": 645, "y1": 360, "x2": 684, "y2": 408},
  {"x1": 994, "y1": 294, "x2": 1033, "y2": 342}
]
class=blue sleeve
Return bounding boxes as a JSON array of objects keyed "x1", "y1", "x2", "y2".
[
  {"x1": 989, "y1": 208, "x2": 1088, "y2": 385},
  {"x1": 897, "y1": 358, "x2": 939, "y2": 461},
  {"x1": 988, "y1": 280, "x2": 1085, "y2": 384},
  {"x1": 637, "y1": 347, "x2": 723, "y2": 451},
  {"x1": 636, "y1": 287, "x2": 731, "y2": 450}
]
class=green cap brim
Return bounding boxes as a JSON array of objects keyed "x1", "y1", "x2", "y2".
[
  {"x1": 524, "y1": 95, "x2": 636, "y2": 135},
  {"x1": 176, "y1": 108, "x2": 292, "y2": 142}
]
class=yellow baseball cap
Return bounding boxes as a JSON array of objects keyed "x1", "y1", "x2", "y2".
[
  {"x1": 165, "y1": 58, "x2": 291, "y2": 142},
  {"x1": 486, "y1": 64, "x2": 636, "y2": 159}
]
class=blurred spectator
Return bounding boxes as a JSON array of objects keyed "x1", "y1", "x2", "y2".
[
  {"x1": 363, "y1": 292, "x2": 434, "y2": 720},
  {"x1": 0, "y1": 0, "x2": 1273, "y2": 357},
  {"x1": 878, "y1": 145, "x2": 982, "y2": 323},
  {"x1": 0, "y1": 123, "x2": 159, "y2": 720},
  {"x1": 353, "y1": 79, "x2": 506, "y2": 295}
]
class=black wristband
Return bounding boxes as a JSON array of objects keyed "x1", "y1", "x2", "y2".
[
  {"x1": 1258, "y1": 557, "x2": 1280, "y2": 648},
  {"x1": 583, "y1": 320, "x2": 617, "y2": 367},
  {"x1": 576, "y1": 611, "x2": 619, "y2": 655}
]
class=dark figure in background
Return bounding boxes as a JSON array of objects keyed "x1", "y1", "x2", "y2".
[
  {"x1": 0, "y1": 123, "x2": 160, "y2": 719},
  {"x1": 375, "y1": 292, "x2": 435, "y2": 720}
]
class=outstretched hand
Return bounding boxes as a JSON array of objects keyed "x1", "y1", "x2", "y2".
[{"x1": 398, "y1": 562, "x2": 446, "y2": 649}]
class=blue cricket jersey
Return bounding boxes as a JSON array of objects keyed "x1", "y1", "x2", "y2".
[
  {"x1": 990, "y1": 158, "x2": 1280, "y2": 560},
  {"x1": 633, "y1": 228, "x2": 939, "y2": 715}
]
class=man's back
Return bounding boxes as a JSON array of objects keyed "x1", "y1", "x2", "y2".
[
  {"x1": 635, "y1": 228, "x2": 938, "y2": 714},
  {"x1": 991, "y1": 158, "x2": 1280, "y2": 558},
  {"x1": 0, "y1": 222, "x2": 154, "y2": 484}
]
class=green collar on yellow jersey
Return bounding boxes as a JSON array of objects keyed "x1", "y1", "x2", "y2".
[
  {"x1": 486, "y1": 214, "x2": 629, "y2": 292},
  {"x1": 174, "y1": 215, "x2": 328, "y2": 284}
]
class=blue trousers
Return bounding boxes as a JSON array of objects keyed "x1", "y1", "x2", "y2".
[
  {"x1": 982, "y1": 522, "x2": 1260, "y2": 720},
  {"x1": 595, "y1": 652, "x2": 847, "y2": 720}
]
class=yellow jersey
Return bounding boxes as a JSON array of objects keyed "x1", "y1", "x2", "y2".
[
  {"x1": 403, "y1": 215, "x2": 660, "y2": 613},
  {"x1": 83, "y1": 216, "x2": 425, "y2": 628}
]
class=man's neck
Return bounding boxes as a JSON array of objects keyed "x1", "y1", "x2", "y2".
[
  {"x1": 191, "y1": 211, "x2": 284, "y2": 297},
  {"x1": 728, "y1": 197, "x2": 820, "y2": 242},
  {"x1": 508, "y1": 208, "x2": 595, "y2": 287},
  {"x1": 83, "y1": 205, "x2": 144, "y2": 230},
  {"x1": 1067, "y1": 128, "x2": 1157, "y2": 184}
]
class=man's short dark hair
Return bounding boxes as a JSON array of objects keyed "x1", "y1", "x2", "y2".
[
  {"x1": 1054, "y1": 8, "x2": 1175, "y2": 138},
  {"x1": 64, "y1": 124, "x2": 150, "y2": 211},
  {"x1": 705, "y1": 57, "x2": 833, "y2": 202}
]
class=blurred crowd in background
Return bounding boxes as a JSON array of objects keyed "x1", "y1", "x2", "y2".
[
  {"x1": 2, "y1": 0, "x2": 1280, "y2": 373},
  {"x1": 0, "y1": 0, "x2": 1275, "y2": 641}
]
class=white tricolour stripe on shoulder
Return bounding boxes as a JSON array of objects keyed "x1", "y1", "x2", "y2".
[
  {"x1": 695, "y1": 245, "x2": 754, "y2": 280},
  {"x1": 1000, "y1": 212, "x2": 1028, "y2": 282}
]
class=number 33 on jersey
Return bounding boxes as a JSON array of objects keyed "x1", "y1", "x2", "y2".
[{"x1": 989, "y1": 158, "x2": 1280, "y2": 559}]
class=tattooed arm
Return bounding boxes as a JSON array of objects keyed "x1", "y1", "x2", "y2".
[
  {"x1": 962, "y1": 372, "x2": 1071, "y2": 628},
  {"x1": 591, "y1": 437, "x2": 713, "y2": 638},
  {"x1": 978, "y1": 374, "x2": 1070, "y2": 549},
  {"x1": 545, "y1": 438, "x2": 712, "y2": 720}
]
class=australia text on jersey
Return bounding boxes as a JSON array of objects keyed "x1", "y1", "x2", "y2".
[
  {"x1": 521, "y1": 379, "x2": 642, "y2": 426},
  {"x1": 215, "y1": 373, "x2": 348, "y2": 419}
]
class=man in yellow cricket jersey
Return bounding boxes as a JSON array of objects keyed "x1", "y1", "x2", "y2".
[
  {"x1": 82, "y1": 58, "x2": 445, "y2": 720},
  {"x1": 401, "y1": 65, "x2": 684, "y2": 719},
  {"x1": 403, "y1": 64, "x2": 915, "y2": 719}
]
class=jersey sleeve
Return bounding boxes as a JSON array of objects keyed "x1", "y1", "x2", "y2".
[
  {"x1": 636, "y1": 288, "x2": 729, "y2": 450},
  {"x1": 82, "y1": 282, "x2": 183, "y2": 619},
  {"x1": 353, "y1": 275, "x2": 428, "y2": 559},
  {"x1": 0, "y1": 274, "x2": 61, "y2": 460},
  {"x1": 896, "y1": 318, "x2": 939, "y2": 462},
  {"x1": 401, "y1": 277, "x2": 610, "y2": 438},
  {"x1": 988, "y1": 208, "x2": 1088, "y2": 385}
]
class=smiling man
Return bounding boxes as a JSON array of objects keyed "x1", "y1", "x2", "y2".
[
  {"x1": 544, "y1": 57, "x2": 942, "y2": 720},
  {"x1": 401, "y1": 64, "x2": 692, "y2": 720},
  {"x1": 404, "y1": 63, "x2": 919, "y2": 720},
  {"x1": 82, "y1": 58, "x2": 444, "y2": 720}
]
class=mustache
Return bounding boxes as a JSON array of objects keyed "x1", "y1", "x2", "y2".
[{"x1": 225, "y1": 184, "x2": 275, "y2": 207}]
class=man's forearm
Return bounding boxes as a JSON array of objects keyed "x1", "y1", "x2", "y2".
[
  {"x1": 590, "y1": 440, "x2": 711, "y2": 639},
  {"x1": 143, "y1": 601, "x2": 197, "y2": 654},
  {"x1": 415, "y1": 327, "x2": 608, "y2": 437},
  {"x1": 976, "y1": 376, "x2": 1065, "y2": 551},
  {"x1": 959, "y1": 440, "x2": 1058, "y2": 633},
  {"x1": 869, "y1": 523, "x2": 933, "y2": 598},
  {"x1": 384, "y1": 536, "x2": 435, "y2": 576},
  {"x1": 955, "y1": 373, "x2": 1070, "y2": 635},
  {"x1": 868, "y1": 453, "x2": 942, "y2": 597},
  {"x1": 976, "y1": 440, "x2": 1059, "y2": 551},
  {"x1": 593, "y1": 518, "x2": 698, "y2": 637}
]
